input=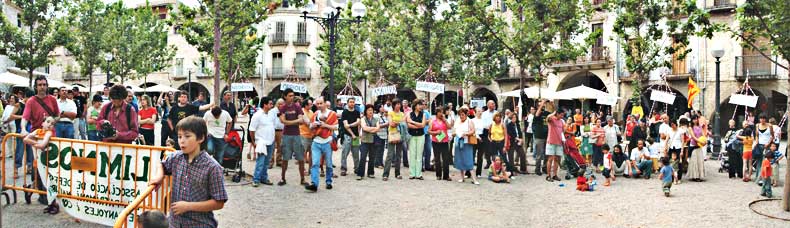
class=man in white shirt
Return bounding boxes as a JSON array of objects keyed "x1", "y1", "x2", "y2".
[
  {"x1": 628, "y1": 140, "x2": 653, "y2": 179},
  {"x1": 525, "y1": 107, "x2": 535, "y2": 153},
  {"x1": 204, "y1": 106, "x2": 233, "y2": 163},
  {"x1": 56, "y1": 87, "x2": 78, "y2": 139},
  {"x1": 306, "y1": 97, "x2": 339, "y2": 192},
  {"x1": 480, "y1": 100, "x2": 497, "y2": 168},
  {"x1": 250, "y1": 97, "x2": 276, "y2": 186}
]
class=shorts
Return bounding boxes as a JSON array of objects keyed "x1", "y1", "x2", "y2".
[
  {"x1": 743, "y1": 150, "x2": 752, "y2": 160},
  {"x1": 663, "y1": 181, "x2": 672, "y2": 192},
  {"x1": 602, "y1": 168, "x2": 611, "y2": 178},
  {"x1": 281, "y1": 135, "x2": 304, "y2": 161},
  {"x1": 546, "y1": 143, "x2": 564, "y2": 156},
  {"x1": 302, "y1": 137, "x2": 313, "y2": 153}
]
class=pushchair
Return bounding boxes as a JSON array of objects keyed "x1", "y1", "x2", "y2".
[
  {"x1": 223, "y1": 126, "x2": 246, "y2": 183},
  {"x1": 718, "y1": 149, "x2": 730, "y2": 173},
  {"x1": 563, "y1": 136, "x2": 587, "y2": 180}
]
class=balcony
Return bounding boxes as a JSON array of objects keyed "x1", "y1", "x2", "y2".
[
  {"x1": 268, "y1": 33, "x2": 288, "y2": 46},
  {"x1": 551, "y1": 46, "x2": 611, "y2": 72},
  {"x1": 592, "y1": 0, "x2": 605, "y2": 10},
  {"x1": 706, "y1": 0, "x2": 736, "y2": 13},
  {"x1": 495, "y1": 68, "x2": 539, "y2": 83},
  {"x1": 268, "y1": 67, "x2": 311, "y2": 79},
  {"x1": 735, "y1": 55, "x2": 779, "y2": 80},
  {"x1": 62, "y1": 73, "x2": 87, "y2": 81},
  {"x1": 293, "y1": 34, "x2": 311, "y2": 46}
]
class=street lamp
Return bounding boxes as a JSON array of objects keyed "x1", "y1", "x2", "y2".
[
  {"x1": 711, "y1": 48, "x2": 725, "y2": 157},
  {"x1": 104, "y1": 53, "x2": 113, "y2": 85},
  {"x1": 302, "y1": 0, "x2": 366, "y2": 110}
]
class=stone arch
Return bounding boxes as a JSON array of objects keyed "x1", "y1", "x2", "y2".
[
  {"x1": 431, "y1": 91, "x2": 461, "y2": 113},
  {"x1": 623, "y1": 84, "x2": 690, "y2": 121},
  {"x1": 321, "y1": 84, "x2": 361, "y2": 105},
  {"x1": 557, "y1": 71, "x2": 609, "y2": 114},
  {"x1": 396, "y1": 89, "x2": 417, "y2": 103},
  {"x1": 472, "y1": 87, "x2": 498, "y2": 110},
  {"x1": 715, "y1": 89, "x2": 768, "y2": 134},
  {"x1": 177, "y1": 82, "x2": 211, "y2": 103}
]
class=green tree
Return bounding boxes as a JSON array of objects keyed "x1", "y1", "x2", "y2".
[
  {"x1": 65, "y1": 0, "x2": 109, "y2": 94},
  {"x1": 607, "y1": 0, "x2": 715, "y2": 98},
  {"x1": 103, "y1": 2, "x2": 174, "y2": 84},
  {"x1": 468, "y1": 0, "x2": 593, "y2": 98},
  {"x1": 0, "y1": 0, "x2": 68, "y2": 88},
  {"x1": 171, "y1": 0, "x2": 285, "y2": 103},
  {"x1": 732, "y1": 0, "x2": 790, "y2": 211}
]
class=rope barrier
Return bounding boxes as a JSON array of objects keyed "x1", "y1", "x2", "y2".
[{"x1": 748, "y1": 198, "x2": 790, "y2": 221}]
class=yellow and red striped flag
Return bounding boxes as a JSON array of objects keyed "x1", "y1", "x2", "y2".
[{"x1": 688, "y1": 77, "x2": 700, "y2": 108}]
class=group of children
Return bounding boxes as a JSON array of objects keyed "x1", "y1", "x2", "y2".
[{"x1": 738, "y1": 128, "x2": 783, "y2": 198}]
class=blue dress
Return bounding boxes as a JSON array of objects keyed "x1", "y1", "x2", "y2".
[{"x1": 454, "y1": 137, "x2": 474, "y2": 171}]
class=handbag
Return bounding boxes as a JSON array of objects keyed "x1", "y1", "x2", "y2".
[
  {"x1": 466, "y1": 120, "x2": 477, "y2": 145},
  {"x1": 388, "y1": 129, "x2": 401, "y2": 143}
]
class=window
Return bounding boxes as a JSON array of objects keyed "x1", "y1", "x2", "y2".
[
  {"x1": 592, "y1": 23, "x2": 604, "y2": 60},
  {"x1": 297, "y1": 22, "x2": 307, "y2": 40},
  {"x1": 671, "y1": 38, "x2": 686, "y2": 75},
  {"x1": 17, "y1": 14, "x2": 21, "y2": 28},
  {"x1": 282, "y1": 0, "x2": 289, "y2": 8},
  {"x1": 272, "y1": 53, "x2": 283, "y2": 75},
  {"x1": 295, "y1": 52, "x2": 308, "y2": 75},
  {"x1": 276, "y1": 22, "x2": 285, "y2": 35},
  {"x1": 175, "y1": 58, "x2": 184, "y2": 76}
]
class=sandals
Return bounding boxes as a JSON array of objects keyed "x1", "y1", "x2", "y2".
[
  {"x1": 383, "y1": 177, "x2": 389, "y2": 181},
  {"x1": 395, "y1": 176, "x2": 403, "y2": 180},
  {"x1": 417, "y1": 176, "x2": 424, "y2": 180},
  {"x1": 43, "y1": 204, "x2": 60, "y2": 215},
  {"x1": 277, "y1": 180, "x2": 287, "y2": 186}
]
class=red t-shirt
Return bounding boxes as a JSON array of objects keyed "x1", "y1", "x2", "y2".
[
  {"x1": 22, "y1": 95, "x2": 60, "y2": 131},
  {"x1": 761, "y1": 159, "x2": 772, "y2": 178},
  {"x1": 139, "y1": 107, "x2": 157, "y2": 130}
]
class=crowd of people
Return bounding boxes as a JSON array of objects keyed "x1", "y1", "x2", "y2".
[{"x1": 1, "y1": 78, "x2": 787, "y2": 227}]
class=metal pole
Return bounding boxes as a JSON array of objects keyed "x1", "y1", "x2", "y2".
[
  {"x1": 188, "y1": 70, "x2": 192, "y2": 100},
  {"x1": 328, "y1": 12, "x2": 337, "y2": 110},
  {"x1": 712, "y1": 57, "x2": 722, "y2": 157}
]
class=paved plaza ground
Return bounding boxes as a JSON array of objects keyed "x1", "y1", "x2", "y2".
[{"x1": 2, "y1": 119, "x2": 789, "y2": 227}]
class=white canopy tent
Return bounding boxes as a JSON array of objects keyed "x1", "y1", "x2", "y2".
[
  {"x1": 554, "y1": 85, "x2": 612, "y2": 100},
  {"x1": 144, "y1": 84, "x2": 179, "y2": 92},
  {"x1": 497, "y1": 87, "x2": 563, "y2": 100},
  {"x1": 0, "y1": 72, "x2": 29, "y2": 87}
]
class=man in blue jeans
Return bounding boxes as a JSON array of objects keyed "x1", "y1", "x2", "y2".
[
  {"x1": 306, "y1": 98, "x2": 337, "y2": 192},
  {"x1": 203, "y1": 106, "x2": 233, "y2": 163},
  {"x1": 55, "y1": 87, "x2": 77, "y2": 139},
  {"x1": 250, "y1": 97, "x2": 276, "y2": 186}
]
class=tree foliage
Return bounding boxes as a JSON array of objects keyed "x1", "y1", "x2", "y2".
[
  {"x1": 0, "y1": 0, "x2": 68, "y2": 87},
  {"x1": 65, "y1": 0, "x2": 108, "y2": 85},
  {"x1": 607, "y1": 0, "x2": 715, "y2": 98}
]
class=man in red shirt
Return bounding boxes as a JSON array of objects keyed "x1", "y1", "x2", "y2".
[
  {"x1": 97, "y1": 85, "x2": 139, "y2": 144},
  {"x1": 21, "y1": 76, "x2": 60, "y2": 207}
]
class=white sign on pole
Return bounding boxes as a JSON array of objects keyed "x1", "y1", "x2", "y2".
[
  {"x1": 415, "y1": 81, "x2": 445, "y2": 94},
  {"x1": 230, "y1": 83, "x2": 254, "y2": 92},
  {"x1": 35, "y1": 139, "x2": 165, "y2": 227},
  {"x1": 470, "y1": 98, "x2": 486, "y2": 109},
  {"x1": 371, "y1": 85, "x2": 397, "y2": 96},
  {"x1": 596, "y1": 96, "x2": 619, "y2": 106},
  {"x1": 337, "y1": 95, "x2": 364, "y2": 104},
  {"x1": 280, "y1": 82, "x2": 307, "y2": 93},
  {"x1": 729, "y1": 94, "x2": 759, "y2": 107},
  {"x1": 650, "y1": 90, "x2": 676, "y2": 104}
]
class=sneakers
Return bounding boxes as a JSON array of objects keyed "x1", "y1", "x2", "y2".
[
  {"x1": 305, "y1": 184, "x2": 318, "y2": 192},
  {"x1": 326, "y1": 184, "x2": 333, "y2": 190},
  {"x1": 252, "y1": 182, "x2": 260, "y2": 187},
  {"x1": 262, "y1": 180, "x2": 273, "y2": 185},
  {"x1": 552, "y1": 176, "x2": 561, "y2": 181},
  {"x1": 356, "y1": 176, "x2": 363, "y2": 181}
]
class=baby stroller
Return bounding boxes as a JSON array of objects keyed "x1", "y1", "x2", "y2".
[
  {"x1": 223, "y1": 126, "x2": 246, "y2": 183},
  {"x1": 718, "y1": 149, "x2": 730, "y2": 173},
  {"x1": 563, "y1": 136, "x2": 587, "y2": 180}
]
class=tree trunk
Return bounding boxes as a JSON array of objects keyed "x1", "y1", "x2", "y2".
[
  {"x1": 212, "y1": 2, "x2": 221, "y2": 105},
  {"x1": 784, "y1": 71, "x2": 790, "y2": 211}
]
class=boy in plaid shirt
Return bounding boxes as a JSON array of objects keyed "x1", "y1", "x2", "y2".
[{"x1": 150, "y1": 116, "x2": 228, "y2": 227}]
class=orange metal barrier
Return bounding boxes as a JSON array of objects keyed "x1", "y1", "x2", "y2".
[{"x1": 0, "y1": 133, "x2": 172, "y2": 228}]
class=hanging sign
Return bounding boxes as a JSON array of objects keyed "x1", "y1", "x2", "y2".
[
  {"x1": 230, "y1": 83, "x2": 254, "y2": 92},
  {"x1": 470, "y1": 98, "x2": 486, "y2": 109},
  {"x1": 596, "y1": 96, "x2": 619, "y2": 106},
  {"x1": 280, "y1": 82, "x2": 307, "y2": 94},
  {"x1": 650, "y1": 90, "x2": 675, "y2": 104},
  {"x1": 729, "y1": 94, "x2": 758, "y2": 107},
  {"x1": 371, "y1": 85, "x2": 397, "y2": 96},
  {"x1": 337, "y1": 95, "x2": 364, "y2": 104},
  {"x1": 34, "y1": 138, "x2": 166, "y2": 227},
  {"x1": 415, "y1": 81, "x2": 445, "y2": 94}
]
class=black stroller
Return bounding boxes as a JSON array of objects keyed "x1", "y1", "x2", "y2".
[{"x1": 223, "y1": 126, "x2": 246, "y2": 182}]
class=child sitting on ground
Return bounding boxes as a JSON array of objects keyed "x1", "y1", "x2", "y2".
[
  {"x1": 760, "y1": 151, "x2": 774, "y2": 198},
  {"x1": 659, "y1": 157, "x2": 676, "y2": 197},
  {"x1": 587, "y1": 175, "x2": 597, "y2": 191},
  {"x1": 138, "y1": 210, "x2": 168, "y2": 228},
  {"x1": 602, "y1": 144, "x2": 613, "y2": 186},
  {"x1": 489, "y1": 156, "x2": 511, "y2": 183},
  {"x1": 576, "y1": 169, "x2": 588, "y2": 191}
]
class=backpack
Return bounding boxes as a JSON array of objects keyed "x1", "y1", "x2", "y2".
[{"x1": 102, "y1": 103, "x2": 135, "y2": 130}]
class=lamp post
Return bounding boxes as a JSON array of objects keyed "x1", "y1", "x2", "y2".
[
  {"x1": 104, "y1": 53, "x2": 113, "y2": 85},
  {"x1": 301, "y1": 0, "x2": 366, "y2": 110},
  {"x1": 711, "y1": 48, "x2": 725, "y2": 157}
]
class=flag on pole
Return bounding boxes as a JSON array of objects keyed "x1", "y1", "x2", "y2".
[{"x1": 688, "y1": 77, "x2": 700, "y2": 109}]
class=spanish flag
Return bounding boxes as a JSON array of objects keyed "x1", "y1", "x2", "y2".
[{"x1": 688, "y1": 77, "x2": 700, "y2": 108}]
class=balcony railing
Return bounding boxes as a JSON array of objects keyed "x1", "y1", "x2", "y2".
[
  {"x1": 706, "y1": 0, "x2": 736, "y2": 13},
  {"x1": 293, "y1": 34, "x2": 310, "y2": 46},
  {"x1": 735, "y1": 55, "x2": 778, "y2": 80},
  {"x1": 551, "y1": 46, "x2": 611, "y2": 71},
  {"x1": 62, "y1": 73, "x2": 86, "y2": 81},
  {"x1": 268, "y1": 33, "x2": 288, "y2": 46},
  {"x1": 268, "y1": 67, "x2": 311, "y2": 79}
]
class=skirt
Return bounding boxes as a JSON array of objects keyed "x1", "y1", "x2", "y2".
[
  {"x1": 580, "y1": 137, "x2": 592, "y2": 156},
  {"x1": 453, "y1": 137, "x2": 474, "y2": 171},
  {"x1": 686, "y1": 147, "x2": 706, "y2": 179}
]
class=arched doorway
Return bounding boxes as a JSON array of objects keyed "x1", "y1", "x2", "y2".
[
  {"x1": 557, "y1": 71, "x2": 609, "y2": 114},
  {"x1": 177, "y1": 82, "x2": 211, "y2": 103},
  {"x1": 269, "y1": 83, "x2": 310, "y2": 102},
  {"x1": 430, "y1": 91, "x2": 460, "y2": 113},
  {"x1": 716, "y1": 89, "x2": 768, "y2": 135},
  {"x1": 321, "y1": 85, "x2": 361, "y2": 105},
  {"x1": 139, "y1": 82, "x2": 158, "y2": 89},
  {"x1": 396, "y1": 89, "x2": 417, "y2": 103},
  {"x1": 623, "y1": 84, "x2": 689, "y2": 121},
  {"x1": 472, "y1": 87, "x2": 497, "y2": 110}
]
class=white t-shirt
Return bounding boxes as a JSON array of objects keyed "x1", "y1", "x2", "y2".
[
  {"x1": 272, "y1": 108, "x2": 284, "y2": 130},
  {"x1": 453, "y1": 118, "x2": 472, "y2": 140},
  {"x1": 669, "y1": 127, "x2": 687, "y2": 149},
  {"x1": 203, "y1": 110, "x2": 232, "y2": 138},
  {"x1": 603, "y1": 124, "x2": 620, "y2": 148},
  {"x1": 57, "y1": 98, "x2": 77, "y2": 122},
  {"x1": 630, "y1": 147, "x2": 649, "y2": 162},
  {"x1": 526, "y1": 114, "x2": 534, "y2": 133},
  {"x1": 658, "y1": 123, "x2": 671, "y2": 142},
  {"x1": 249, "y1": 109, "x2": 277, "y2": 151},
  {"x1": 603, "y1": 153, "x2": 612, "y2": 169},
  {"x1": 471, "y1": 117, "x2": 485, "y2": 139},
  {"x1": 648, "y1": 142, "x2": 661, "y2": 158},
  {"x1": 480, "y1": 110, "x2": 495, "y2": 129}
]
